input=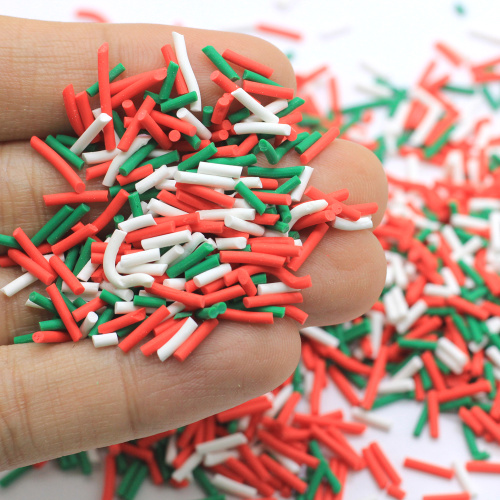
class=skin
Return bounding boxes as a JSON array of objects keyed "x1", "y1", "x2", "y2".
[{"x1": 0, "y1": 16, "x2": 388, "y2": 469}]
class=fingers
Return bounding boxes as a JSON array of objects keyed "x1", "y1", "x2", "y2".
[
  {"x1": 0, "y1": 16, "x2": 295, "y2": 141},
  {"x1": 0, "y1": 318, "x2": 300, "y2": 469}
]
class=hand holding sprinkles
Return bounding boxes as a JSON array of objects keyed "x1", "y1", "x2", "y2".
[
  {"x1": 0, "y1": 18, "x2": 389, "y2": 500},
  {"x1": 2, "y1": 38, "x2": 368, "y2": 358}
]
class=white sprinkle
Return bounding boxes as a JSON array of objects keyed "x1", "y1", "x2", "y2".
[
  {"x1": 141, "y1": 229, "x2": 192, "y2": 250},
  {"x1": 232, "y1": 88, "x2": 279, "y2": 123},
  {"x1": 70, "y1": 113, "x2": 112, "y2": 156},
  {"x1": 351, "y1": 407, "x2": 392, "y2": 431},
  {"x1": 300, "y1": 327, "x2": 339, "y2": 348},
  {"x1": 224, "y1": 215, "x2": 265, "y2": 236},
  {"x1": 81, "y1": 312, "x2": 99, "y2": 338},
  {"x1": 172, "y1": 32, "x2": 201, "y2": 112},
  {"x1": 177, "y1": 107, "x2": 211, "y2": 139},
  {"x1": 211, "y1": 474, "x2": 257, "y2": 498},
  {"x1": 157, "y1": 317, "x2": 198, "y2": 362},
  {"x1": 1, "y1": 272, "x2": 37, "y2": 297},
  {"x1": 233, "y1": 122, "x2": 291, "y2": 136},
  {"x1": 92, "y1": 332, "x2": 119, "y2": 348},
  {"x1": 196, "y1": 433, "x2": 248, "y2": 455}
]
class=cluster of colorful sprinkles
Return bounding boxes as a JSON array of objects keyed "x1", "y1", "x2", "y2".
[{"x1": 4, "y1": 21, "x2": 500, "y2": 500}]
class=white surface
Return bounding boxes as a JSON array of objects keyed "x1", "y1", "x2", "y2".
[{"x1": 2, "y1": 1, "x2": 500, "y2": 499}]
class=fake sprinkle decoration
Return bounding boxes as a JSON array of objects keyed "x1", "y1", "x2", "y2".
[{"x1": 2, "y1": 21, "x2": 500, "y2": 500}]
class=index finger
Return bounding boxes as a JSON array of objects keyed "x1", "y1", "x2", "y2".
[{"x1": 0, "y1": 16, "x2": 295, "y2": 141}]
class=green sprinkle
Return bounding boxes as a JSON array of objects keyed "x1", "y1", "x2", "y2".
[
  {"x1": 185, "y1": 254, "x2": 220, "y2": 281},
  {"x1": 100, "y1": 289, "x2": 123, "y2": 306},
  {"x1": 228, "y1": 107, "x2": 252, "y2": 124},
  {"x1": 227, "y1": 420, "x2": 239, "y2": 434},
  {"x1": 55, "y1": 134, "x2": 77, "y2": 147},
  {"x1": 306, "y1": 462, "x2": 327, "y2": 500},
  {"x1": 343, "y1": 319, "x2": 371, "y2": 343},
  {"x1": 116, "y1": 323, "x2": 140, "y2": 338},
  {"x1": 292, "y1": 364, "x2": 304, "y2": 393},
  {"x1": 178, "y1": 142, "x2": 218, "y2": 171},
  {"x1": 259, "y1": 139, "x2": 280, "y2": 164},
  {"x1": 372, "y1": 391, "x2": 415, "y2": 409},
  {"x1": 87, "y1": 63, "x2": 125, "y2": 96},
  {"x1": 247, "y1": 306, "x2": 286, "y2": 317},
  {"x1": 458, "y1": 259, "x2": 485, "y2": 286},
  {"x1": 113, "y1": 111, "x2": 126, "y2": 138},
  {"x1": 397, "y1": 338, "x2": 438, "y2": 350},
  {"x1": 247, "y1": 166, "x2": 305, "y2": 178},
  {"x1": 60, "y1": 290, "x2": 77, "y2": 313},
  {"x1": 0, "y1": 234, "x2": 21, "y2": 249},
  {"x1": 276, "y1": 97, "x2": 305, "y2": 118},
  {"x1": 423, "y1": 126, "x2": 455, "y2": 159},
  {"x1": 270, "y1": 220, "x2": 290, "y2": 233},
  {"x1": 207, "y1": 154, "x2": 257, "y2": 166},
  {"x1": 242, "y1": 69, "x2": 282, "y2": 86},
  {"x1": 452, "y1": 313, "x2": 471, "y2": 342},
  {"x1": 413, "y1": 402, "x2": 428, "y2": 437},
  {"x1": 202, "y1": 106, "x2": 214, "y2": 127},
  {"x1": 133, "y1": 295, "x2": 166, "y2": 308},
  {"x1": 196, "y1": 302, "x2": 227, "y2": 320},
  {"x1": 88, "y1": 307, "x2": 114, "y2": 337},
  {"x1": 29, "y1": 291, "x2": 57, "y2": 314},
  {"x1": 72, "y1": 237, "x2": 95, "y2": 277},
  {"x1": 484, "y1": 361, "x2": 497, "y2": 399},
  {"x1": 251, "y1": 273, "x2": 267, "y2": 285},
  {"x1": 31, "y1": 205, "x2": 75, "y2": 247},
  {"x1": 235, "y1": 181, "x2": 267, "y2": 215},
  {"x1": 203, "y1": 46, "x2": 240, "y2": 81},
  {"x1": 160, "y1": 91, "x2": 198, "y2": 113},
  {"x1": 167, "y1": 242, "x2": 215, "y2": 278},
  {"x1": 463, "y1": 422, "x2": 490, "y2": 460},
  {"x1": 45, "y1": 135, "x2": 85, "y2": 170},
  {"x1": 295, "y1": 131, "x2": 321, "y2": 154},
  {"x1": 442, "y1": 84, "x2": 475, "y2": 95},
  {"x1": 277, "y1": 204, "x2": 292, "y2": 223},
  {"x1": 174, "y1": 312, "x2": 192, "y2": 319},
  {"x1": 193, "y1": 466, "x2": 219, "y2": 496},
  {"x1": 160, "y1": 61, "x2": 179, "y2": 101},
  {"x1": 39, "y1": 318, "x2": 66, "y2": 331},
  {"x1": 119, "y1": 140, "x2": 157, "y2": 176},
  {"x1": 309, "y1": 440, "x2": 341, "y2": 493},
  {"x1": 143, "y1": 91, "x2": 161, "y2": 104},
  {"x1": 47, "y1": 204, "x2": 89, "y2": 244},
  {"x1": 181, "y1": 132, "x2": 202, "y2": 150},
  {"x1": 114, "y1": 214, "x2": 125, "y2": 229},
  {"x1": 77, "y1": 451, "x2": 92, "y2": 475},
  {"x1": 13, "y1": 333, "x2": 34, "y2": 344},
  {"x1": 0, "y1": 466, "x2": 32, "y2": 487},
  {"x1": 341, "y1": 98, "x2": 392, "y2": 115},
  {"x1": 128, "y1": 192, "x2": 143, "y2": 218},
  {"x1": 117, "y1": 460, "x2": 141, "y2": 498},
  {"x1": 139, "y1": 188, "x2": 160, "y2": 202},
  {"x1": 275, "y1": 176, "x2": 301, "y2": 195},
  {"x1": 139, "y1": 150, "x2": 180, "y2": 170}
]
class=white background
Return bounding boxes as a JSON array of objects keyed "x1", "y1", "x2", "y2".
[{"x1": 1, "y1": 1, "x2": 500, "y2": 499}]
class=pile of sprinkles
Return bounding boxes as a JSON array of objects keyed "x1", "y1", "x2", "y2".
[{"x1": 4, "y1": 16, "x2": 500, "y2": 500}]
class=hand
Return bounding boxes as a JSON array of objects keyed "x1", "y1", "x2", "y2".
[{"x1": 0, "y1": 15, "x2": 387, "y2": 469}]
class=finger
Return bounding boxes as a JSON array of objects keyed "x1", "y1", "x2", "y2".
[
  {"x1": 301, "y1": 229, "x2": 387, "y2": 326},
  {"x1": 0, "y1": 318, "x2": 300, "y2": 469},
  {"x1": 254, "y1": 138, "x2": 388, "y2": 228},
  {"x1": 0, "y1": 16, "x2": 295, "y2": 141}
]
